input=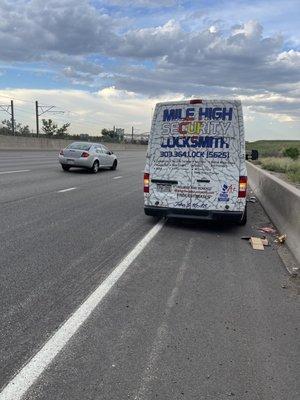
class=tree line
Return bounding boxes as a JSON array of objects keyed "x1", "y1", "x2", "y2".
[{"x1": 0, "y1": 119, "x2": 125, "y2": 143}]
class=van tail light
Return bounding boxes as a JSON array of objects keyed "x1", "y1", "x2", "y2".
[
  {"x1": 238, "y1": 176, "x2": 247, "y2": 198},
  {"x1": 59, "y1": 149, "x2": 64, "y2": 155},
  {"x1": 144, "y1": 173, "x2": 150, "y2": 193},
  {"x1": 81, "y1": 151, "x2": 89, "y2": 158},
  {"x1": 190, "y1": 99, "x2": 202, "y2": 104}
]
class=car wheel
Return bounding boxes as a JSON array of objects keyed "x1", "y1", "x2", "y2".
[
  {"x1": 111, "y1": 160, "x2": 117, "y2": 170},
  {"x1": 91, "y1": 160, "x2": 99, "y2": 173},
  {"x1": 237, "y1": 205, "x2": 247, "y2": 225},
  {"x1": 61, "y1": 164, "x2": 70, "y2": 171}
]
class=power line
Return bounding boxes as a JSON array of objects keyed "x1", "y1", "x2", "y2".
[
  {"x1": 0, "y1": 93, "x2": 34, "y2": 104},
  {"x1": 34, "y1": 101, "x2": 65, "y2": 137},
  {"x1": 14, "y1": 104, "x2": 104, "y2": 128},
  {"x1": 0, "y1": 94, "x2": 106, "y2": 127},
  {"x1": 1, "y1": 95, "x2": 134, "y2": 135},
  {"x1": 13, "y1": 105, "x2": 104, "y2": 132}
]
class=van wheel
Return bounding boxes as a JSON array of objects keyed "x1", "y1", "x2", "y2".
[
  {"x1": 61, "y1": 164, "x2": 70, "y2": 171},
  {"x1": 237, "y1": 206, "x2": 247, "y2": 225},
  {"x1": 111, "y1": 160, "x2": 117, "y2": 170}
]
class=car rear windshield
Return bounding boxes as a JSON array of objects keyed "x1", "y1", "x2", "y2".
[{"x1": 67, "y1": 143, "x2": 91, "y2": 151}]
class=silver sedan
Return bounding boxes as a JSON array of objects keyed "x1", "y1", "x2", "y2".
[{"x1": 58, "y1": 142, "x2": 118, "y2": 173}]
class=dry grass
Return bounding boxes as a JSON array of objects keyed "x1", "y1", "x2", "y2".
[{"x1": 257, "y1": 157, "x2": 300, "y2": 184}]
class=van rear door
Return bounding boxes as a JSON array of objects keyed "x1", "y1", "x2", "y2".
[
  {"x1": 146, "y1": 100, "x2": 246, "y2": 213},
  {"x1": 189, "y1": 100, "x2": 245, "y2": 212},
  {"x1": 147, "y1": 102, "x2": 192, "y2": 210}
]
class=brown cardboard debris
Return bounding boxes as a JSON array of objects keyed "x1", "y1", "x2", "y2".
[
  {"x1": 241, "y1": 236, "x2": 270, "y2": 246},
  {"x1": 250, "y1": 237, "x2": 265, "y2": 250}
]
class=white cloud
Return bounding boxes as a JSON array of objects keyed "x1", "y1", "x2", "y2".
[
  {"x1": 0, "y1": 1, "x2": 299, "y2": 135},
  {"x1": 98, "y1": 0, "x2": 176, "y2": 7},
  {"x1": 1, "y1": 87, "x2": 299, "y2": 141},
  {"x1": 0, "y1": 87, "x2": 164, "y2": 134},
  {"x1": 0, "y1": 0, "x2": 116, "y2": 60}
]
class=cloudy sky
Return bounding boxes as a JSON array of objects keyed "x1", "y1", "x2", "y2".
[{"x1": 0, "y1": 0, "x2": 299, "y2": 140}]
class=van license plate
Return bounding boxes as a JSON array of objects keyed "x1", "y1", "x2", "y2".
[{"x1": 157, "y1": 184, "x2": 171, "y2": 192}]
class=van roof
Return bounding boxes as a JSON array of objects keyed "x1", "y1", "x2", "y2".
[{"x1": 155, "y1": 99, "x2": 242, "y2": 106}]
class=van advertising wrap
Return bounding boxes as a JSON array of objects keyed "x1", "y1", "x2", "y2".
[{"x1": 145, "y1": 100, "x2": 247, "y2": 213}]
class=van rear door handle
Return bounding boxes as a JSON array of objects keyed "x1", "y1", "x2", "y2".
[
  {"x1": 151, "y1": 179, "x2": 178, "y2": 184},
  {"x1": 197, "y1": 179, "x2": 210, "y2": 183}
]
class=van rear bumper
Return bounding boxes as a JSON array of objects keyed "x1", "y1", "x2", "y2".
[{"x1": 144, "y1": 206, "x2": 243, "y2": 222}]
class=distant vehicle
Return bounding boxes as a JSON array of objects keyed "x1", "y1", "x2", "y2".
[
  {"x1": 59, "y1": 142, "x2": 117, "y2": 173},
  {"x1": 144, "y1": 99, "x2": 258, "y2": 225}
]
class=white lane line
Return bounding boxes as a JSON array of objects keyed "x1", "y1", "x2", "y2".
[
  {"x1": 0, "y1": 220, "x2": 164, "y2": 400},
  {"x1": 57, "y1": 187, "x2": 77, "y2": 193},
  {"x1": 113, "y1": 176, "x2": 123, "y2": 180},
  {"x1": 0, "y1": 169, "x2": 30, "y2": 175}
]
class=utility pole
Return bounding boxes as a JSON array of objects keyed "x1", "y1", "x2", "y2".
[
  {"x1": 35, "y1": 101, "x2": 64, "y2": 137},
  {"x1": 35, "y1": 101, "x2": 39, "y2": 137},
  {"x1": 11, "y1": 100, "x2": 15, "y2": 135},
  {"x1": 131, "y1": 126, "x2": 134, "y2": 143},
  {"x1": 0, "y1": 100, "x2": 14, "y2": 134}
]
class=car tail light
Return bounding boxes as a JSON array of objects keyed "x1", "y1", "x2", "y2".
[
  {"x1": 190, "y1": 99, "x2": 202, "y2": 104},
  {"x1": 238, "y1": 176, "x2": 247, "y2": 198},
  {"x1": 59, "y1": 150, "x2": 64, "y2": 155},
  {"x1": 81, "y1": 152, "x2": 89, "y2": 158},
  {"x1": 144, "y1": 173, "x2": 150, "y2": 193}
]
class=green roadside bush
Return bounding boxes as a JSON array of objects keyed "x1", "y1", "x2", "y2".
[
  {"x1": 283, "y1": 147, "x2": 299, "y2": 160},
  {"x1": 246, "y1": 140, "x2": 300, "y2": 158},
  {"x1": 259, "y1": 157, "x2": 300, "y2": 183}
]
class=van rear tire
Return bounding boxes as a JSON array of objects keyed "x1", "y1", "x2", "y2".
[{"x1": 237, "y1": 206, "x2": 247, "y2": 225}]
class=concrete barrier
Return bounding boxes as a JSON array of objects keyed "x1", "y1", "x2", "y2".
[
  {"x1": 247, "y1": 161, "x2": 300, "y2": 264},
  {"x1": 0, "y1": 134, "x2": 146, "y2": 151}
]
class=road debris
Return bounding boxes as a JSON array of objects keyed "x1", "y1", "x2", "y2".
[
  {"x1": 281, "y1": 284, "x2": 287, "y2": 289},
  {"x1": 259, "y1": 226, "x2": 277, "y2": 234},
  {"x1": 247, "y1": 196, "x2": 257, "y2": 203},
  {"x1": 276, "y1": 234, "x2": 287, "y2": 244},
  {"x1": 242, "y1": 236, "x2": 270, "y2": 250},
  {"x1": 250, "y1": 237, "x2": 265, "y2": 250}
]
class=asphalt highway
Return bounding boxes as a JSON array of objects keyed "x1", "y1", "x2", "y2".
[{"x1": 0, "y1": 150, "x2": 299, "y2": 400}]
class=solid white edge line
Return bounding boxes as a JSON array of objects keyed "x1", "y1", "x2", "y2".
[
  {"x1": 113, "y1": 176, "x2": 123, "y2": 179},
  {"x1": 57, "y1": 187, "x2": 77, "y2": 193},
  {"x1": 0, "y1": 169, "x2": 30, "y2": 175},
  {"x1": 0, "y1": 220, "x2": 164, "y2": 400}
]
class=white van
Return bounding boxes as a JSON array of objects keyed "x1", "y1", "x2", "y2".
[{"x1": 144, "y1": 99, "x2": 249, "y2": 224}]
